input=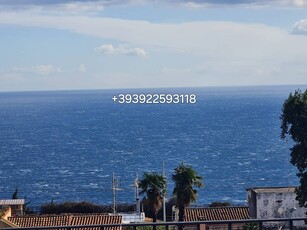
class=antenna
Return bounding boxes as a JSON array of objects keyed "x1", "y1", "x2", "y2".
[
  {"x1": 162, "y1": 161, "x2": 166, "y2": 222},
  {"x1": 112, "y1": 172, "x2": 117, "y2": 214},
  {"x1": 135, "y1": 173, "x2": 140, "y2": 214}
]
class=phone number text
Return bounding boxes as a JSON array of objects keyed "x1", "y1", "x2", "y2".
[{"x1": 112, "y1": 94, "x2": 197, "y2": 104}]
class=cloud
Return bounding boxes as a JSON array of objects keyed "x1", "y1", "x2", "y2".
[
  {"x1": 182, "y1": 0, "x2": 306, "y2": 6},
  {"x1": 53, "y1": 1, "x2": 105, "y2": 13},
  {"x1": 172, "y1": 0, "x2": 307, "y2": 8},
  {"x1": 34, "y1": 65, "x2": 62, "y2": 75},
  {"x1": 79, "y1": 64, "x2": 86, "y2": 72},
  {"x1": 95, "y1": 44, "x2": 116, "y2": 54},
  {"x1": 292, "y1": 0, "x2": 306, "y2": 6},
  {"x1": 1, "y1": 4, "x2": 307, "y2": 89},
  {"x1": 14, "y1": 64, "x2": 62, "y2": 75},
  {"x1": 0, "y1": 0, "x2": 105, "y2": 14},
  {"x1": 95, "y1": 44, "x2": 147, "y2": 57},
  {"x1": 0, "y1": 0, "x2": 306, "y2": 10},
  {"x1": 293, "y1": 19, "x2": 307, "y2": 35}
]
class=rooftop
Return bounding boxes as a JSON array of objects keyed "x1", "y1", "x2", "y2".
[
  {"x1": 8, "y1": 214, "x2": 122, "y2": 230},
  {"x1": 185, "y1": 206, "x2": 250, "y2": 222},
  {"x1": 0, "y1": 199, "x2": 25, "y2": 205},
  {"x1": 247, "y1": 187, "x2": 296, "y2": 193}
]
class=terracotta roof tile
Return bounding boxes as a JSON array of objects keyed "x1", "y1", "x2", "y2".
[
  {"x1": 9, "y1": 215, "x2": 69, "y2": 227},
  {"x1": 8, "y1": 214, "x2": 122, "y2": 230},
  {"x1": 71, "y1": 214, "x2": 122, "y2": 230},
  {"x1": 184, "y1": 207, "x2": 250, "y2": 222}
]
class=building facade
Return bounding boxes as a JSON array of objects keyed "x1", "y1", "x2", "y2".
[
  {"x1": 0, "y1": 199, "x2": 25, "y2": 216},
  {"x1": 247, "y1": 187, "x2": 307, "y2": 229}
]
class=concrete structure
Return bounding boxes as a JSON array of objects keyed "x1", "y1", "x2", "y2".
[
  {"x1": 0, "y1": 207, "x2": 19, "y2": 228},
  {"x1": 120, "y1": 212, "x2": 145, "y2": 223},
  {"x1": 0, "y1": 199, "x2": 25, "y2": 216},
  {"x1": 247, "y1": 187, "x2": 307, "y2": 229}
]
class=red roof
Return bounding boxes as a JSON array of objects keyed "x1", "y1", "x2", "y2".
[
  {"x1": 185, "y1": 207, "x2": 250, "y2": 222},
  {"x1": 9, "y1": 214, "x2": 122, "y2": 230},
  {"x1": 71, "y1": 214, "x2": 122, "y2": 230},
  {"x1": 9, "y1": 215, "x2": 68, "y2": 227}
]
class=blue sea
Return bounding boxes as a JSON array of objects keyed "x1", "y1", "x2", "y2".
[{"x1": 0, "y1": 85, "x2": 304, "y2": 206}]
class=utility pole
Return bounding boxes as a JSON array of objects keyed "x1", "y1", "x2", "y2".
[
  {"x1": 135, "y1": 174, "x2": 140, "y2": 214},
  {"x1": 112, "y1": 172, "x2": 116, "y2": 214},
  {"x1": 162, "y1": 161, "x2": 166, "y2": 222}
]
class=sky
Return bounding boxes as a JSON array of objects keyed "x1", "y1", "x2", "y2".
[{"x1": 0, "y1": 0, "x2": 307, "y2": 91}]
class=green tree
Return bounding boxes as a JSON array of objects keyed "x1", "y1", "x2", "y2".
[
  {"x1": 12, "y1": 188, "x2": 18, "y2": 199},
  {"x1": 139, "y1": 172, "x2": 166, "y2": 226},
  {"x1": 243, "y1": 222, "x2": 259, "y2": 230},
  {"x1": 172, "y1": 163, "x2": 204, "y2": 223},
  {"x1": 208, "y1": 201, "x2": 232, "y2": 207},
  {"x1": 281, "y1": 89, "x2": 307, "y2": 207}
]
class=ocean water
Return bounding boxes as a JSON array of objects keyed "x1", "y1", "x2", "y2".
[{"x1": 0, "y1": 85, "x2": 303, "y2": 206}]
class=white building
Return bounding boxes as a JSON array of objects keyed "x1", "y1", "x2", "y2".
[
  {"x1": 118, "y1": 212, "x2": 145, "y2": 223},
  {"x1": 247, "y1": 187, "x2": 307, "y2": 228},
  {"x1": 0, "y1": 199, "x2": 25, "y2": 216}
]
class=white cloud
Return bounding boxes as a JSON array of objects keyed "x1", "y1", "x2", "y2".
[
  {"x1": 0, "y1": 0, "x2": 306, "y2": 9},
  {"x1": 164, "y1": 0, "x2": 307, "y2": 8},
  {"x1": 58, "y1": 2, "x2": 104, "y2": 12},
  {"x1": 95, "y1": 44, "x2": 116, "y2": 54},
  {"x1": 34, "y1": 65, "x2": 62, "y2": 75},
  {"x1": 95, "y1": 44, "x2": 147, "y2": 57},
  {"x1": 0, "y1": 1, "x2": 105, "y2": 14},
  {"x1": 79, "y1": 64, "x2": 86, "y2": 72},
  {"x1": 292, "y1": 0, "x2": 305, "y2": 7},
  {"x1": 293, "y1": 19, "x2": 307, "y2": 35},
  {"x1": 1, "y1": 7, "x2": 307, "y2": 89},
  {"x1": 13, "y1": 64, "x2": 62, "y2": 75}
]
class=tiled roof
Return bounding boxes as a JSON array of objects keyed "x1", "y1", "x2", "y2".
[
  {"x1": 71, "y1": 214, "x2": 122, "y2": 230},
  {"x1": 9, "y1": 214, "x2": 122, "y2": 229},
  {"x1": 184, "y1": 207, "x2": 250, "y2": 222},
  {"x1": 9, "y1": 215, "x2": 69, "y2": 227},
  {"x1": 0, "y1": 199, "x2": 25, "y2": 205}
]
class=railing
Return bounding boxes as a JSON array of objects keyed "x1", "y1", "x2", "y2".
[{"x1": 2, "y1": 217, "x2": 307, "y2": 230}]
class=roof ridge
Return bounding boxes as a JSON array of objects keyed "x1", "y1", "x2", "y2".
[{"x1": 186, "y1": 206, "x2": 248, "y2": 209}]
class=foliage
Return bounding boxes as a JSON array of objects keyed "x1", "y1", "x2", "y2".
[
  {"x1": 12, "y1": 188, "x2": 18, "y2": 199},
  {"x1": 172, "y1": 163, "x2": 204, "y2": 223},
  {"x1": 281, "y1": 89, "x2": 307, "y2": 207},
  {"x1": 208, "y1": 201, "x2": 232, "y2": 207},
  {"x1": 41, "y1": 201, "x2": 134, "y2": 214},
  {"x1": 139, "y1": 172, "x2": 166, "y2": 224},
  {"x1": 243, "y1": 222, "x2": 259, "y2": 230}
]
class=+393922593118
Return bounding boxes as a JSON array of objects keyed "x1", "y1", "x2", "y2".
[{"x1": 111, "y1": 93, "x2": 197, "y2": 104}]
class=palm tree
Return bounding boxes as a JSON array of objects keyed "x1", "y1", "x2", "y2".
[
  {"x1": 172, "y1": 163, "x2": 204, "y2": 223},
  {"x1": 139, "y1": 172, "x2": 166, "y2": 226}
]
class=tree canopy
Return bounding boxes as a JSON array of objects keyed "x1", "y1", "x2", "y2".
[
  {"x1": 172, "y1": 163, "x2": 204, "y2": 222},
  {"x1": 12, "y1": 188, "x2": 18, "y2": 199},
  {"x1": 281, "y1": 89, "x2": 307, "y2": 207},
  {"x1": 139, "y1": 172, "x2": 166, "y2": 224}
]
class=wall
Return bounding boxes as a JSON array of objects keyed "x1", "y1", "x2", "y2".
[
  {"x1": 185, "y1": 223, "x2": 244, "y2": 230},
  {"x1": 252, "y1": 190, "x2": 307, "y2": 228},
  {"x1": 0, "y1": 220, "x2": 11, "y2": 228}
]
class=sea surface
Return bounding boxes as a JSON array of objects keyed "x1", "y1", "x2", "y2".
[{"x1": 0, "y1": 85, "x2": 304, "y2": 206}]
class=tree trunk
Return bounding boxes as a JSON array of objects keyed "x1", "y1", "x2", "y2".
[
  {"x1": 178, "y1": 205, "x2": 185, "y2": 230},
  {"x1": 153, "y1": 210, "x2": 158, "y2": 230}
]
